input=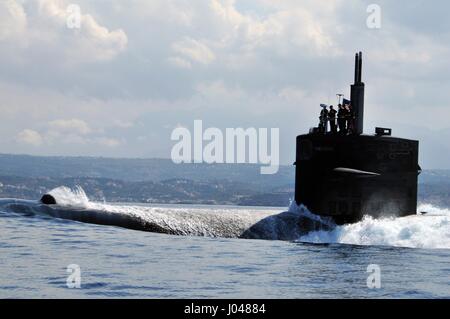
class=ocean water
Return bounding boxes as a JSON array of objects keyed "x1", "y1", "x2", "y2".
[{"x1": 0, "y1": 187, "x2": 449, "y2": 298}]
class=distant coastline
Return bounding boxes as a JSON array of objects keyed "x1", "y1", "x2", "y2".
[{"x1": 0, "y1": 153, "x2": 449, "y2": 208}]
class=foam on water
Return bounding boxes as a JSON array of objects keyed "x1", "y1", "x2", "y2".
[
  {"x1": 296, "y1": 203, "x2": 450, "y2": 249},
  {"x1": 47, "y1": 186, "x2": 90, "y2": 208}
]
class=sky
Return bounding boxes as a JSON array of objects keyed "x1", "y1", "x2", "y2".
[{"x1": 1, "y1": 0, "x2": 450, "y2": 168}]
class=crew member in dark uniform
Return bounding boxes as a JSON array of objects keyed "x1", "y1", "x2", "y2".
[
  {"x1": 346, "y1": 104, "x2": 355, "y2": 134},
  {"x1": 337, "y1": 104, "x2": 346, "y2": 134},
  {"x1": 319, "y1": 104, "x2": 328, "y2": 134},
  {"x1": 328, "y1": 105, "x2": 337, "y2": 134}
]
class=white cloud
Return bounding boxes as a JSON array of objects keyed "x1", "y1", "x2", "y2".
[
  {"x1": 37, "y1": 0, "x2": 128, "y2": 60},
  {"x1": 48, "y1": 118, "x2": 92, "y2": 135},
  {"x1": 0, "y1": 0, "x2": 27, "y2": 40},
  {"x1": 167, "y1": 56, "x2": 192, "y2": 69},
  {"x1": 93, "y1": 137, "x2": 122, "y2": 148},
  {"x1": 172, "y1": 37, "x2": 216, "y2": 65},
  {"x1": 43, "y1": 118, "x2": 122, "y2": 148},
  {"x1": 279, "y1": 87, "x2": 307, "y2": 102},
  {"x1": 196, "y1": 80, "x2": 244, "y2": 99},
  {"x1": 12, "y1": 115, "x2": 123, "y2": 151},
  {"x1": 16, "y1": 129, "x2": 43, "y2": 146},
  {"x1": 111, "y1": 119, "x2": 135, "y2": 129},
  {"x1": 0, "y1": 0, "x2": 127, "y2": 64},
  {"x1": 205, "y1": 0, "x2": 337, "y2": 56},
  {"x1": 1, "y1": 0, "x2": 450, "y2": 167}
]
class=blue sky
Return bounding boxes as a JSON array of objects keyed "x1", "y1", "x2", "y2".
[{"x1": 1, "y1": 0, "x2": 450, "y2": 168}]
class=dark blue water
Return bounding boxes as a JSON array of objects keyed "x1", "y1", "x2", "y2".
[{"x1": 1, "y1": 200, "x2": 449, "y2": 298}]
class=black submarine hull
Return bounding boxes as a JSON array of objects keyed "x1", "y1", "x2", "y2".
[{"x1": 295, "y1": 133, "x2": 420, "y2": 225}]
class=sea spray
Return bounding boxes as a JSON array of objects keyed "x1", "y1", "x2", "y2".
[
  {"x1": 1, "y1": 186, "x2": 449, "y2": 248},
  {"x1": 47, "y1": 186, "x2": 90, "y2": 208},
  {"x1": 297, "y1": 203, "x2": 450, "y2": 249}
]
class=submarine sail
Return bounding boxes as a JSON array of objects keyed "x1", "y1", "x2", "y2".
[{"x1": 294, "y1": 52, "x2": 420, "y2": 225}]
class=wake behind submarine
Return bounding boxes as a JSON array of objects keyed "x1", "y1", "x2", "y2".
[{"x1": 294, "y1": 52, "x2": 420, "y2": 224}]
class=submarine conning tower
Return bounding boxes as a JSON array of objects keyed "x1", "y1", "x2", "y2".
[
  {"x1": 294, "y1": 52, "x2": 420, "y2": 225},
  {"x1": 351, "y1": 52, "x2": 365, "y2": 135}
]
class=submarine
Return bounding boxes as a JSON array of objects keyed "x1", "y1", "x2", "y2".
[
  {"x1": 41, "y1": 194, "x2": 57, "y2": 205},
  {"x1": 295, "y1": 52, "x2": 421, "y2": 225},
  {"x1": 38, "y1": 52, "x2": 420, "y2": 233}
]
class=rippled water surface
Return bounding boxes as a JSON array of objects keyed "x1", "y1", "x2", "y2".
[{"x1": 1, "y1": 200, "x2": 449, "y2": 298}]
